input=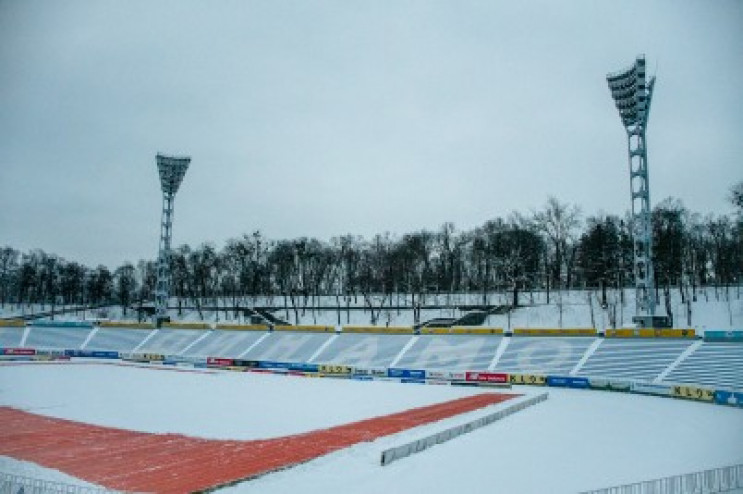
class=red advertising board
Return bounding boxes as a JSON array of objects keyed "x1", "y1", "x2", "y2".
[
  {"x1": 465, "y1": 371, "x2": 509, "y2": 384},
  {"x1": 4, "y1": 348, "x2": 36, "y2": 356},
  {"x1": 206, "y1": 357, "x2": 233, "y2": 367}
]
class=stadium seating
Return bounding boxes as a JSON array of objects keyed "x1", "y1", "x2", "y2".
[
  {"x1": 494, "y1": 336, "x2": 595, "y2": 374},
  {"x1": 0, "y1": 327, "x2": 24, "y2": 347},
  {"x1": 395, "y1": 335, "x2": 503, "y2": 370},
  {"x1": 134, "y1": 329, "x2": 205, "y2": 355},
  {"x1": 663, "y1": 342, "x2": 743, "y2": 390},
  {"x1": 24, "y1": 326, "x2": 92, "y2": 350},
  {"x1": 182, "y1": 330, "x2": 266, "y2": 358},
  {"x1": 312, "y1": 333, "x2": 413, "y2": 368},
  {"x1": 577, "y1": 339, "x2": 694, "y2": 382},
  {"x1": 84, "y1": 328, "x2": 152, "y2": 352}
]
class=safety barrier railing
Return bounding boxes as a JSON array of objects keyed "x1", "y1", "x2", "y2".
[
  {"x1": 580, "y1": 463, "x2": 743, "y2": 494},
  {"x1": 0, "y1": 471, "x2": 116, "y2": 494}
]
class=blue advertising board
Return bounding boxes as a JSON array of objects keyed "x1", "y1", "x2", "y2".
[
  {"x1": 715, "y1": 390, "x2": 743, "y2": 407},
  {"x1": 289, "y1": 363, "x2": 319, "y2": 373},
  {"x1": 401, "y1": 378, "x2": 426, "y2": 385},
  {"x1": 547, "y1": 376, "x2": 590, "y2": 389},
  {"x1": 388, "y1": 368, "x2": 427, "y2": 380},
  {"x1": 704, "y1": 330, "x2": 743, "y2": 342},
  {"x1": 64, "y1": 350, "x2": 119, "y2": 359},
  {"x1": 257, "y1": 360, "x2": 293, "y2": 369},
  {"x1": 30, "y1": 320, "x2": 94, "y2": 328},
  {"x1": 351, "y1": 375, "x2": 374, "y2": 381}
]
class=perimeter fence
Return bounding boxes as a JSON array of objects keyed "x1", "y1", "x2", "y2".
[
  {"x1": 581, "y1": 463, "x2": 743, "y2": 494},
  {"x1": 0, "y1": 471, "x2": 116, "y2": 494}
]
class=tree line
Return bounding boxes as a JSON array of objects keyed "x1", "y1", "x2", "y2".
[{"x1": 2, "y1": 186, "x2": 741, "y2": 325}]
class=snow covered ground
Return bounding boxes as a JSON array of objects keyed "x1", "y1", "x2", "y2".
[{"x1": 1, "y1": 362, "x2": 741, "y2": 493}]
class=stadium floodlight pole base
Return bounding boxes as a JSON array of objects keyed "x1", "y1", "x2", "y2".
[
  {"x1": 153, "y1": 154, "x2": 190, "y2": 327},
  {"x1": 607, "y1": 55, "x2": 667, "y2": 328}
]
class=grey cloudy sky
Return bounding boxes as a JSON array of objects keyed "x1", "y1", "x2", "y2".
[{"x1": 1, "y1": 0, "x2": 741, "y2": 268}]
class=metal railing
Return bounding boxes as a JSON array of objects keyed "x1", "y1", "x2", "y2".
[
  {"x1": 581, "y1": 463, "x2": 743, "y2": 494},
  {"x1": 0, "y1": 471, "x2": 114, "y2": 494}
]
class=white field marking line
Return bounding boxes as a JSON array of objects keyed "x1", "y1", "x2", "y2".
[
  {"x1": 178, "y1": 330, "x2": 212, "y2": 355},
  {"x1": 20, "y1": 325, "x2": 30, "y2": 347},
  {"x1": 488, "y1": 336, "x2": 510, "y2": 371},
  {"x1": 131, "y1": 329, "x2": 158, "y2": 353},
  {"x1": 79, "y1": 327, "x2": 98, "y2": 350},
  {"x1": 237, "y1": 332, "x2": 271, "y2": 359},
  {"x1": 570, "y1": 338, "x2": 604, "y2": 376},
  {"x1": 308, "y1": 334, "x2": 338, "y2": 363},
  {"x1": 389, "y1": 336, "x2": 419, "y2": 368},
  {"x1": 655, "y1": 339, "x2": 703, "y2": 383}
]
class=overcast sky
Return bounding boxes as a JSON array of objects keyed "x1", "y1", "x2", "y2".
[{"x1": 1, "y1": 0, "x2": 741, "y2": 268}]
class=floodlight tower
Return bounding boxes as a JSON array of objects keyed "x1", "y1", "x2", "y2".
[
  {"x1": 607, "y1": 55, "x2": 665, "y2": 327},
  {"x1": 154, "y1": 154, "x2": 190, "y2": 326}
]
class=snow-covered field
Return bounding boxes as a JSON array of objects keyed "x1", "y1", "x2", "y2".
[{"x1": 1, "y1": 362, "x2": 741, "y2": 493}]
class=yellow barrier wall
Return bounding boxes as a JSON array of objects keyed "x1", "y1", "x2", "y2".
[
  {"x1": 514, "y1": 328, "x2": 596, "y2": 336},
  {"x1": 98, "y1": 321, "x2": 156, "y2": 329},
  {"x1": 342, "y1": 326, "x2": 415, "y2": 335},
  {"x1": 606, "y1": 328, "x2": 696, "y2": 338},
  {"x1": 162, "y1": 322, "x2": 211, "y2": 330},
  {"x1": 273, "y1": 325, "x2": 335, "y2": 333},
  {"x1": 419, "y1": 328, "x2": 452, "y2": 335},
  {"x1": 216, "y1": 324, "x2": 270, "y2": 331},
  {"x1": 0, "y1": 319, "x2": 25, "y2": 327}
]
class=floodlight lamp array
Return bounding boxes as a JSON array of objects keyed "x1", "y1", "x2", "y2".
[
  {"x1": 607, "y1": 56, "x2": 651, "y2": 128},
  {"x1": 157, "y1": 154, "x2": 191, "y2": 195}
]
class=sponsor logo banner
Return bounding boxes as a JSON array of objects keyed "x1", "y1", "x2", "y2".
[
  {"x1": 318, "y1": 364, "x2": 353, "y2": 375},
  {"x1": 704, "y1": 330, "x2": 743, "y2": 342},
  {"x1": 672, "y1": 385, "x2": 715, "y2": 402},
  {"x1": 207, "y1": 357, "x2": 234, "y2": 367},
  {"x1": 546, "y1": 376, "x2": 589, "y2": 389},
  {"x1": 465, "y1": 372, "x2": 509, "y2": 384},
  {"x1": 352, "y1": 375, "x2": 374, "y2": 381},
  {"x1": 401, "y1": 378, "x2": 426, "y2": 384},
  {"x1": 232, "y1": 359, "x2": 259, "y2": 368},
  {"x1": 388, "y1": 368, "x2": 426, "y2": 380},
  {"x1": 288, "y1": 363, "x2": 319, "y2": 373},
  {"x1": 257, "y1": 361, "x2": 293, "y2": 369},
  {"x1": 3, "y1": 348, "x2": 36, "y2": 356},
  {"x1": 64, "y1": 350, "x2": 118, "y2": 359},
  {"x1": 509, "y1": 373, "x2": 547, "y2": 385},
  {"x1": 631, "y1": 382, "x2": 673, "y2": 396},
  {"x1": 714, "y1": 390, "x2": 743, "y2": 407}
]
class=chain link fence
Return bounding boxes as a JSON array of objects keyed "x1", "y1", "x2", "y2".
[
  {"x1": 581, "y1": 463, "x2": 743, "y2": 494},
  {"x1": 0, "y1": 471, "x2": 116, "y2": 494}
]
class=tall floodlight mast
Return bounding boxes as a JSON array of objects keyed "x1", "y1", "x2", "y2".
[
  {"x1": 154, "y1": 154, "x2": 190, "y2": 326},
  {"x1": 607, "y1": 55, "x2": 666, "y2": 328}
]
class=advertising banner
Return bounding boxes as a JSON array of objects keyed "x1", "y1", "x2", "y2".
[
  {"x1": 288, "y1": 363, "x2": 319, "y2": 373},
  {"x1": 318, "y1": 364, "x2": 353, "y2": 375},
  {"x1": 671, "y1": 384, "x2": 715, "y2": 402},
  {"x1": 465, "y1": 372, "x2": 509, "y2": 384},
  {"x1": 631, "y1": 382, "x2": 673, "y2": 396},
  {"x1": 232, "y1": 359, "x2": 259, "y2": 368},
  {"x1": 509, "y1": 373, "x2": 547, "y2": 385},
  {"x1": 207, "y1": 357, "x2": 234, "y2": 367},
  {"x1": 257, "y1": 361, "x2": 293, "y2": 369},
  {"x1": 715, "y1": 390, "x2": 743, "y2": 407},
  {"x1": 401, "y1": 378, "x2": 426, "y2": 384},
  {"x1": 3, "y1": 348, "x2": 36, "y2": 356},
  {"x1": 64, "y1": 350, "x2": 118, "y2": 359},
  {"x1": 546, "y1": 376, "x2": 589, "y2": 388},
  {"x1": 388, "y1": 368, "x2": 426, "y2": 380},
  {"x1": 704, "y1": 330, "x2": 743, "y2": 342}
]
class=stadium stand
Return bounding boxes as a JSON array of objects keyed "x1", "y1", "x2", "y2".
[
  {"x1": 182, "y1": 330, "x2": 265, "y2": 358},
  {"x1": 577, "y1": 339, "x2": 694, "y2": 382},
  {"x1": 84, "y1": 328, "x2": 153, "y2": 352},
  {"x1": 312, "y1": 333, "x2": 414, "y2": 368},
  {"x1": 663, "y1": 342, "x2": 743, "y2": 390},
  {"x1": 134, "y1": 329, "x2": 205, "y2": 355},
  {"x1": 494, "y1": 336, "x2": 595, "y2": 374},
  {"x1": 395, "y1": 335, "x2": 503, "y2": 370},
  {"x1": 0, "y1": 327, "x2": 24, "y2": 347},
  {"x1": 24, "y1": 326, "x2": 92, "y2": 350},
  {"x1": 242, "y1": 332, "x2": 333, "y2": 363}
]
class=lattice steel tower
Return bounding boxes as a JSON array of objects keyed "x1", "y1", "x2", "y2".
[
  {"x1": 607, "y1": 55, "x2": 659, "y2": 325},
  {"x1": 154, "y1": 154, "x2": 190, "y2": 325}
]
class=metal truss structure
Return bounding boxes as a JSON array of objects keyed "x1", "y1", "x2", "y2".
[
  {"x1": 154, "y1": 154, "x2": 190, "y2": 325},
  {"x1": 607, "y1": 55, "x2": 660, "y2": 325}
]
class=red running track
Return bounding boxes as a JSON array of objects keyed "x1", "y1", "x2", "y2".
[{"x1": 0, "y1": 393, "x2": 516, "y2": 493}]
